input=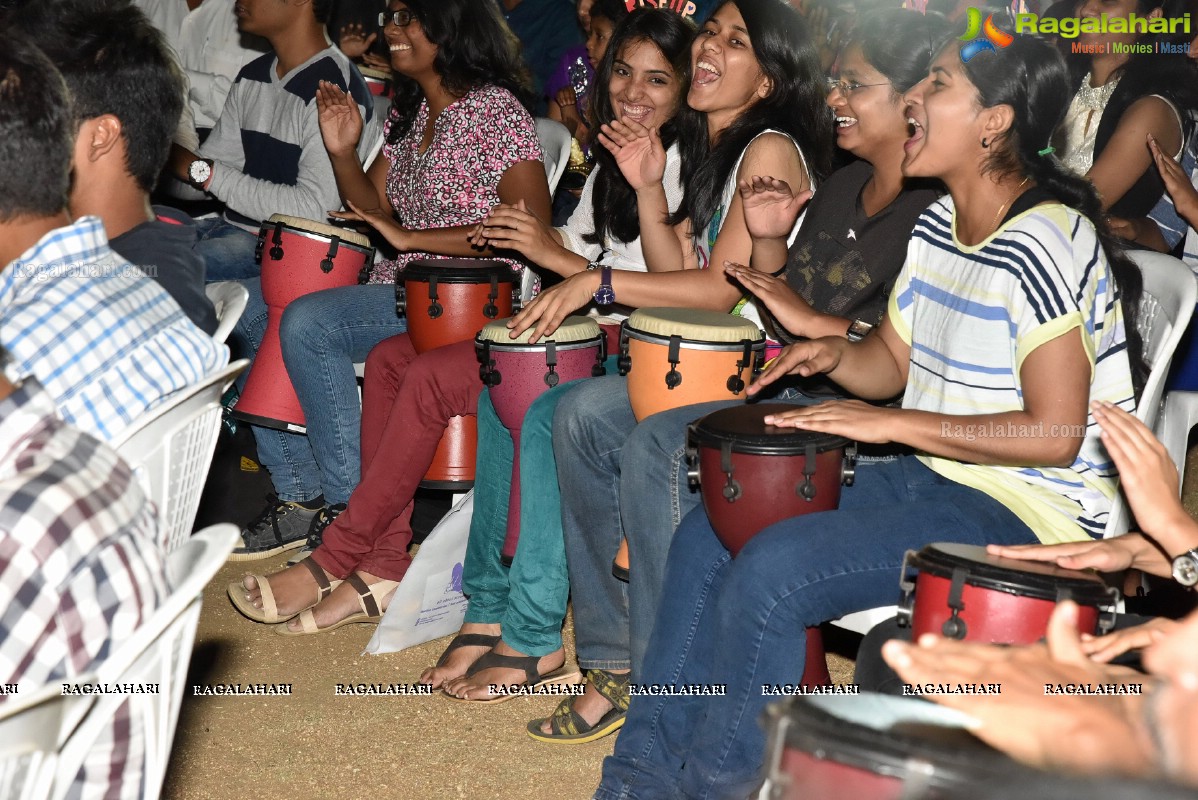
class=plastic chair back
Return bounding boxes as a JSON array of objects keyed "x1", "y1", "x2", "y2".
[{"x1": 204, "y1": 282, "x2": 250, "y2": 345}]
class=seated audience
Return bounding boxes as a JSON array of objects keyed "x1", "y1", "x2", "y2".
[
  {"x1": 499, "y1": 0, "x2": 585, "y2": 111},
  {"x1": 224, "y1": 0, "x2": 549, "y2": 566},
  {"x1": 0, "y1": 351, "x2": 170, "y2": 800},
  {"x1": 594, "y1": 34, "x2": 1143, "y2": 798},
  {"x1": 547, "y1": 0, "x2": 628, "y2": 142},
  {"x1": 0, "y1": 34, "x2": 227, "y2": 443},
  {"x1": 16, "y1": 0, "x2": 218, "y2": 334}
]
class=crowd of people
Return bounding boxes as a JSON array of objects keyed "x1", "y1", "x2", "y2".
[{"x1": 3, "y1": 0, "x2": 1198, "y2": 797}]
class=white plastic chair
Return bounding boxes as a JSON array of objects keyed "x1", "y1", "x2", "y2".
[
  {"x1": 832, "y1": 250, "x2": 1197, "y2": 636},
  {"x1": 111, "y1": 361, "x2": 248, "y2": 553},
  {"x1": 51, "y1": 524, "x2": 238, "y2": 800},
  {"x1": 536, "y1": 117, "x2": 572, "y2": 196},
  {"x1": 203, "y1": 281, "x2": 250, "y2": 345},
  {"x1": 0, "y1": 681, "x2": 90, "y2": 800}
]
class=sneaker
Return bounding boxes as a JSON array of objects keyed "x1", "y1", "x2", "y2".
[
  {"x1": 229, "y1": 494, "x2": 322, "y2": 562},
  {"x1": 286, "y1": 502, "x2": 346, "y2": 565}
]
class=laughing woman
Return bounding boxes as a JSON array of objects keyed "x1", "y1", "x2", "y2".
[{"x1": 596, "y1": 34, "x2": 1144, "y2": 799}]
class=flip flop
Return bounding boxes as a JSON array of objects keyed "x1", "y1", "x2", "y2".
[
  {"x1": 526, "y1": 668, "x2": 630, "y2": 743},
  {"x1": 227, "y1": 558, "x2": 340, "y2": 624},
  {"x1": 442, "y1": 650, "x2": 581, "y2": 705},
  {"x1": 276, "y1": 573, "x2": 399, "y2": 636}
]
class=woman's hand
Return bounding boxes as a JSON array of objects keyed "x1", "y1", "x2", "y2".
[
  {"x1": 738, "y1": 176, "x2": 812, "y2": 241},
  {"x1": 1149, "y1": 133, "x2": 1198, "y2": 227},
  {"x1": 362, "y1": 51, "x2": 391, "y2": 71},
  {"x1": 507, "y1": 270, "x2": 596, "y2": 343},
  {"x1": 329, "y1": 199, "x2": 411, "y2": 251},
  {"x1": 986, "y1": 537, "x2": 1150, "y2": 575},
  {"x1": 724, "y1": 261, "x2": 817, "y2": 336},
  {"x1": 338, "y1": 23, "x2": 378, "y2": 61},
  {"x1": 597, "y1": 118, "x2": 666, "y2": 192},
  {"x1": 748, "y1": 337, "x2": 847, "y2": 396},
  {"x1": 470, "y1": 200, "x2": 564, "y2": 269},
  {"x1": 1081, "y1": 617, "x2": 1179, "y2": 663},
  {"x1": 555, "y1": 87, "x2": 583, "y2": 136},
  {"x1": 316, "y1": 80, "x2": 363, "y2": 159},
  {"x1": 757, "y1": 399, "x2": 898, "y2": 444}
]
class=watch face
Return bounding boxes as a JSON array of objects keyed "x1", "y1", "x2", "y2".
[
  {"x1": 189, "y1": 160, "x2": 211, "y2": 185},
  {"x1": 594, "y1": 286, "x2": 615, "y2": 306},
  {"x1": 1175, "y1": 554, "x2": 1198, "y2": 587}
]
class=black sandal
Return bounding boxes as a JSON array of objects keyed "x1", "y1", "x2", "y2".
[
  {"x1": 526, "y1": 668, "x2": 630, "y2": 743},
  {"x1": 442, "y1": 649, "x2": 581, "y2": 705}
]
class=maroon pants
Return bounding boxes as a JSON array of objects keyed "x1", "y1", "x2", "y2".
[{"x1": 310, "y1": 335, "x2": 481, "y2": 581}]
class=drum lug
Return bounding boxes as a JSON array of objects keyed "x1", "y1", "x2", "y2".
[
  {"x1": 941, "y1": 567, "x2": 969, "y2": 639},
  {"x1": 726, "y1": 339, "x2": 753, "y2": 394},
  {"x1": 484, "y1": 274, "x2": 499, "y2": 318},
  {"x1": 896, "y1": 549, "x2": 917, "y2": 628},
  {"x1": 618, "y1": 322, "x2": 631, "y2": 376},
  {"x1": 719, "y1": 441, "x2": 741, "y2": 501},
  {"x1": 395, "y1": 285, "x2": 407, "y2": 318},
  {"x1": 543, "y1": 342, "x2": 559, "y2": 388},
  {"x1": 254, "y1": 227, "x2": 267, "y2": 265},
  {"x1": 269, "y1": 220, "x2": 285, "y2": 261},
  {"x1": 685, "y1": 425, "x2": 701, "y2": 491},
  {"x1": 427, "y1": 275, "x2": 443, "y2": 319},
  {"x1": 477, "y1": 341, "x2": 500, "y2": 387},
  {"x1": 1097, "y1": 586, "x2": 1119, "y2": 634},
  {"x1": 797, "y1": 443, "x2": 818, "y2": 501},
  {"x1": 842, "y1": 443, "x2": 857, "y2": 487},
  {"x1": 320, "y1": 237, "x2": 339, "y2": 274},
  {"x1": 665, "y1": 335, "x2": 682, "y2": 390}
]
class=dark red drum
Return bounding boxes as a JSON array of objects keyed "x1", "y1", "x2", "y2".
[
  {"x1": 360, "y1": 66, "x2": 392, "y2": 98},
  {"x1": 759, "y1": 693, "x2": 1022, "y2": 800},
  {"x1": 422, "y1": 414, "x2": 476, "y2": 489},
  {"x1": 686, "y1": 404, "x2": 856, "y2": 556},
  {"x1": 236, "y1": 214, "x2": 373, "y2": 432},
  {"x1": 476, "y1": 317, "x2": 606, "y2": 564},
  {"x1": 397, "y1": 260, "x2": 518, "y2": 354},
  {"x1": 898, "y1": 542, "x2": 1118, "y2": 643}
]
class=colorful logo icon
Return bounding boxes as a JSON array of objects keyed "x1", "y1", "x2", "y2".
[{"x1": 959, "y1": 8, "x2": 1014, "y2": 62}]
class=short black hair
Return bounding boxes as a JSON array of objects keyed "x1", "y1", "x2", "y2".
[
  {"x1": 0, "y1": 32, "x2": 72, "y2": 221},
  {"x1": 312, "y1": 0, "x2": 334, "y2": 23},
  {"x1": 14, "y1": 0, "x2": 184, "y2": 193}
]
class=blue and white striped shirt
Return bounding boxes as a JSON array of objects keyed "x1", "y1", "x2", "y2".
[{"x1": 1, "y1": 217, "x2": 229, "y2": 442}]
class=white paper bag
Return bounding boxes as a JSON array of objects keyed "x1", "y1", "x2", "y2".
[{"x1": 364, "y1": 490, "x2": 473, "y2": 654}]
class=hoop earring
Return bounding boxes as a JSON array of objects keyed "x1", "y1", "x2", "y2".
[{"x1": 981, "y1": 137, "x2": 990, "y2": 148}]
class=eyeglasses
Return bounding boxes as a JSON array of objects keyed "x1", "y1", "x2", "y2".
[
  {"x1": 825, "y1": 77, "x2": 890, "y2": 95},
  {"x1": 379, "y1": 9, "x2": 416, "y2": 27}
]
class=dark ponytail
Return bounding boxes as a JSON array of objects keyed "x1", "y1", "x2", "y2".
[{"x1": 961, "y1": 36, "x2": 1147, "y2": 399}]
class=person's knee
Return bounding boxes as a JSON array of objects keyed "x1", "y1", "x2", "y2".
[{"x1": 280, "y1": 293, "x2": 344, "y2": 361}]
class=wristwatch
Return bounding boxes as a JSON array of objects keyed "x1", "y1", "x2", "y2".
[
  {"x1": 1172, "y1": 548, "x2": 1198, "y2": 587},
  {"x1": 846, "y1": 319, "x2": 873, "y2": 343},
  {"x1": 589, "y1": 262, "x2": 615, "y2": 305},
  {"x1": 188, "y1": 158, "x2": 213, "y2": 189}
]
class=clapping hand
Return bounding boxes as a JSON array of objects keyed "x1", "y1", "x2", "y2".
[
  {"x1": 315, "y1": 80, "x2": 363, "y2": 158},
  {"x1": 598, "y1": 118, "x2": 665, "y2": 192},
  {"x1": 338, "y1": 23, "x2": 378, "y2": 61},
  {"x1": 739, "y1": 176, "x2": 811, "y2": 241}
]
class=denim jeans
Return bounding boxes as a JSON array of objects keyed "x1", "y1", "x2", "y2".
[
  {"x1": 231, "y1": 280, "x2": 406, "y2": 504},
  {"x1": 553, "y1": 375, "x2": 816, "y2": 674},
  {"x1": 194, "y1": 217, "x2": 262, "y2": 282},
  {"x1": 595, "y1": 456, "x2": 1039, "y2": 800}
]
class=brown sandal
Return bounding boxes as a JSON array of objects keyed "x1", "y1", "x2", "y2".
[
  {"x1": 276, "y1": 573, "x2": 399, "y2": 636},
  {"x1": 227, "y1": 558, "x2": 340, "y2": 624}
]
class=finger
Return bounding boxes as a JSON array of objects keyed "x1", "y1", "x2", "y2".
[
  {"x1": 327, "y1": 210, "x2": 363, "y2": 221},
  {"x1": 597, "y1": 132, "x2": 621, "y2": 155},
  {"x1": 1045, "y1": 601, "x2": 1088, "y2": 665},
  {"x1": 1093, "y1": 400, "x2": 1158, "y2": 453},
  {"x1": 364, "y1": 32, "x2": 377, "y2": 48},
  {"x1": 986, "y1": 542, "x2": 1097, "y2": 562}
]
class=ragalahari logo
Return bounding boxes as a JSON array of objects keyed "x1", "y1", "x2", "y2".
[{"x1": 959, "y1": 8, "x2": 1014, "y2": 62}]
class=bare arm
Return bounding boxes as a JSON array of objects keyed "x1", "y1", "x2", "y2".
[{"x1": 1089, "y1": 96, "x2": 1182, "y2": 212}]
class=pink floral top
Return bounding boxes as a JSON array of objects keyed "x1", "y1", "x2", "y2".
[{"x1": 373, "y1": 84, "x2": 543, "y2": 284}]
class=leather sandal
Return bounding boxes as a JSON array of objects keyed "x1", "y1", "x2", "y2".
[
  {"x1": 442, "y1": 649, "x2": 581, "y2": 705},
  {"x1": 276, "y1": 573, "x2": 399, "y2": 636},
  {"x1": 227, "y1": 558, "x2": 340, "y2": 624},
  {"x1": 526, "y1": 668, "x2": 630, "y2": 743}
]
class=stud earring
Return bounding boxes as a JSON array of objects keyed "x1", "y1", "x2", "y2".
[{"x1": 981, "y1": 137, "x2": 990, "y2": 148}]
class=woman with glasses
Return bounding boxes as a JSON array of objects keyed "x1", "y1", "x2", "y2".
[{"x1": 228, "y1": 0, "x2": 551, "y2": 632}]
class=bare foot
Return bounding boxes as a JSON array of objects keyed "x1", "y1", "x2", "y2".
[
  {"x1": 282, "y1": 570, "x2": 396, "y2": 632},
  {"x1": 419, "y1": 623, "x2": 501, "y2": 689},
  {"x1": 538, "y1": 671, "x2": 629, "y2": 734},
  {"x1": 239, "y1": 563, "x2": 335, "y2": 618},
  {"x1": 442, "y1": 642, "x2": 568, "y2": 700}
]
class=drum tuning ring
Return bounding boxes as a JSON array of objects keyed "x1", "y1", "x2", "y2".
[
  {"x1": 726, "y1": 375, "x2": 745, "y2": 394},
  {"x1": 797, "y1": 478, "x2": 817, "y2": 501},
  {"x1": 617, "y1": 354, "x2": 631, "y2": 376},
  {"x1": 427, "y1": 301, "x2": 443, "y2": 319},
  {"x1": 722, "y1": 476, "x2": 741, "y2": 501},
  {"x1": 269, "y1": 244, "x2": 284, "y2": 260},
  {"x1": 544, "y1": 368, "x2": 560, "y2": 388},
  {"x1": 320, "y1": 257, "x2": 334, "y2": 274},
  {"x1": 483, "y1": 302, "x2": 499, "y2": 319},
  {"x1": 941, "y1": 612, "x2": 967, "y2": 639},
  {"x1": 665, "y1": 367, "x2": 682, "y2": 389}
]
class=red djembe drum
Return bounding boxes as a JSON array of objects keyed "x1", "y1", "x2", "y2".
[
  {"x1": 235, "y1": 214, "x2": 373, "y2": 432},
  {"x1": 686, "y1": 403, "x2": 857, "y2": 688},
  {"x1": 476, "y1": 316, "x2": 606, "y2": 565}
]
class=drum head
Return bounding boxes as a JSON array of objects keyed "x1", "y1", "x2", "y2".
[
  {"x1": 265, "y1": 213, "x2": 371, "y2": 249},
  {"x1": 401, "y1": 259, "x2": 514, "y2": 283},
  {"x1": 477, "y1": 316, "x2": 600, "y2": 345},
  {"x1": 626, "y1": 307, "x2": 764, "y2": 343},
  {"x1": 781, "y1": 694, "x2": 1016, "y2": 790},
  {"x1": 909, "y1": 543, "x2": 1114, "y2": 606},
  {"x1": 359, "y1": 65, "x2": 390, "y2": 81},
  {"x1": 690, "y1": 403, "x2": 848, "y2": 455}
]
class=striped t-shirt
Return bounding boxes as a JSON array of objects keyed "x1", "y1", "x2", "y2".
[{"x1": 889, "y1": 197, "x2": 1136, "y2": 543}]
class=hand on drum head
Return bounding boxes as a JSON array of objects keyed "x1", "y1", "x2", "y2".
[
  {"x1": 737, "y1": 176, "x2": 812, "y2": 242},
  {"x1": 986, "y1": 535, "x2": 1171, "y2": 580},
  {"x1": 508, "y1": 271, "x2": 595, "y2": 343},
  {"x1": 756, "y1": 398, "x2": 896, "y2": 443},
  {"x1": 597, "y1": 118, "x2": 666, "y2": 192},
  {"x1": 1080, "y1": 617, "x2": 1178, "y2": 663},
  {"x1": 330, "y1": 199, "x2": 411, "y2": 251},
  {"x1": 723, "y1": 261, "x2": 815, "y2": 337},
  {"x1": 883, "y1": 601, "x2": 1153, "y2": 777},
  {"x1": 748, "y1": 338, "x2": 846, "y2": 395},
  {"x1": 471, "y1": 200, "x2": 561, "y2": 269},
  {"x1": 316, "y1": 80, "x2": 364, "y2": 159}
]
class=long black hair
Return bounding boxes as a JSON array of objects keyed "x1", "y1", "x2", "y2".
[
  {"x1": 847, "y1": 9, "x2": 953, "y2": 95},
  {"x1": 670, "y1": 0, "x2": 834, "y2": 236},
  {"x1": 962, "y1": 35, "x2": 1147, "y2": 397},
  {"x1": 585, "y1": 8, "x2": 694, "y2": 247},
  {"x1": 383, "y1": 0, "x2": 533, "y2": 144}
]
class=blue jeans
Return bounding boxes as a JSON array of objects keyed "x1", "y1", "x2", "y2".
[
  {"x1": 194, "y1": 217, "x2": 261, "y2": 282},
  {"x1": 232, "y1": 280, "x2": 406, "y2": 504},
  {"x1": 552, "y1": 375, "x2": 814, "y2": 675},
  {"x1": 596, "y1": 456, "x2": 1039, "y2": 800}
]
